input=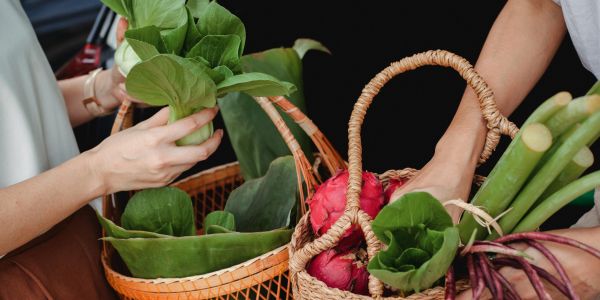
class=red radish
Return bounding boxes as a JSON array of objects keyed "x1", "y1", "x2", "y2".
[
  {"x1": 306, "y1": 248, "x2": 369, "y2": 295},
  {"x1": 384, "y1": 178, "x2": 406, "y2": 203},
  {"x1": 308, "y1": 170, "x2": 384, "y2": 250}
]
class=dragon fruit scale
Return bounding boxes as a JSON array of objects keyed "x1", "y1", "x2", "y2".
[
  {"x1": 308, "y1": 170, "x2": 384, "y2": 250},
  {"x1": 306, "y1": 248, "x2": 369, "y2": 295}
]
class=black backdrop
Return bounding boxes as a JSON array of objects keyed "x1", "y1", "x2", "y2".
[
  {"x1": 215, "y1": 0, "x2": 597, "y2": 174},
  {"x1": 61, "y1": 1, "x2": 597, "y2": 227}
]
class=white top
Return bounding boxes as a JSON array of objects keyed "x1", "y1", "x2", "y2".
[
  {"x1": 554, "y1": 0, "x2": 600, "y2": 78},
  {"x1": 552, "y1": 0, "x2": 600, "y2": 227},
  {"x1": 0, "y1": 0, "x2": 101, "y2": 210}
]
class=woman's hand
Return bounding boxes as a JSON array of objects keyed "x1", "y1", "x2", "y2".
[
  {"x1": 94, "y1": 17, "x2": 142, "y2": 110},
  {"x1": 86, "y1": 106, "x2": 223, "y2": 194},
  {"x1": 457, "y1": 227, "x2": 600, "y2": 300},
  {"x1": 389, "y1": 110, "x2": 487, "y2": 222}
]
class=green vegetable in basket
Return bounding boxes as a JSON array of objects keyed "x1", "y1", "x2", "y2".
[
  {"x1": 97, "y1": 156, "x2": 299, "y2": 278},
  {"x1": 103, "y1": 0, "x2": 297, "y2": 145},
  {"x1": 121, "y1": 187, "x2": 196, "y2": 237},
  {"x1": 224, "y1": 156, "x2": 298, "y2": 232},
  {"x1": 102, "y1": 225, "x2": 292, "y2": 278},
  {"x1": 368, "y1": 192, "x2": 460, "y2": 293},
  {"x1": 219, "y1": 39, "x2": 330, "y2": 179}
]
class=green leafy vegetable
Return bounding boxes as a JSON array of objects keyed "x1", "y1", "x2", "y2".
[
  {"x1": 101, "y1": 226, "x2": 292, "y2": 278},
  {"x1": 204, "y1": 211, "x2": 236, "y2": 234},
  {"x1": 224, "y1": 156, "x2": 298, "y2": 232},
  {"x1": 368, "y1": 192, "x2": 460, "y2": 292},
  {"x1": 197, "y1": 2, "x2": 246, "y2": 56},
  {"x1": 293, "y1": 38, "x2": 331, "y2": 59},
  {"x1": 96, "y1": 211, "x2": 171, "y2": 239},
  {"x1": 120, "y1": 187, "x2": 196, "y2": 237},
  {"x1": 105, "y1": 0, "x2": 296, "y2": 145},
  {"x1": 126, "y1": 54, "x2": 217, "y2": 145},
  {"x1": 219, "y1": 40, "x2": 329, "y2": 179}
]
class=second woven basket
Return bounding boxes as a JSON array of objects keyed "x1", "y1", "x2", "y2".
[{"x1": 289, "y1": 50, "x2": 519, "y2": 300}]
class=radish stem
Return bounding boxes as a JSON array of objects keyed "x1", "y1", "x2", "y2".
[
  {"x1": 459, "y1": 123, "x2": 552, "y2": 241},
  {"x1": 545, "y1": 96, "x2": 600, "y2": 138},
  {"x1": 524, "y1": 240, "x2": 579, "y2": 300},
  {"x1": 514, "y1": 256, "x2": 551, "y2": 300},
  {"x1": 493, "y1": 258, "x2": 570, "y2": 298},
  {"x1": 477, "y1": 253, "x2": 500, "y2": 298},
  {"x1": 491, "y1": 267, "x2": 520, "y2": 300},
  {"x1": 496, "y1": 232, "x2": 600, "y2": 260},
  {"x1": 493, "y1": 112, "x2": 600, "y2": 238},
  {"x1": 513, "y1": 171, "x2": 600, "y2": 233},
  {"x1": 444, "y1": 265, "x2": 456, "y2": 300}
]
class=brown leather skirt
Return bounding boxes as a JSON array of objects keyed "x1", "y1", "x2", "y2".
[{"x1": 0, "y1": 205, "x2": 117, "y2": 300}]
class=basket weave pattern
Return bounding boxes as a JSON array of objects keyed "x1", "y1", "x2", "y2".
[
  {"x1": 101, "y1": 92, "x2": 345, "y2": 299},
  {"x1": 289, "y1": 50, "x2": 518, "y2": 300}
]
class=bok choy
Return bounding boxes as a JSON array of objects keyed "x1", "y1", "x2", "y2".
[{"x1": 102, "y1": 0, "x2": 296, "y2": 145}]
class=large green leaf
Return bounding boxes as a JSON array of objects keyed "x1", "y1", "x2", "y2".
[
  {"x1": 186, "y1": 0, "x2": 210, "y2": 18},
  {"x1": 183, "y1": 7, "x2": 203, "y2": 52},
  {"x1": 100, "y1": 0, "x2": 129, "y2": 17},
  {"x1": 216, "y1": 72, "x2": 296, "y2": 97},
  {"x1": 218, "y1": 43, "x2": 320, "y2": 179},
  {"x1": 368, "y1": 192, "x2": 459, "y2": 293},
  {"x1": 120, "y1": 187, "x2": 196, "y2": 237},
  {"x1": 125, "y1": 26, "x2": 166, "y2": 59},
  {"x1": 131, "y1": 0, "x2": 187, "y2": 29},
  {"x1": 204, "y1": 211, "x2": 236, "y2": 233},
  {"x1": 293, "y1": 38, "x2": 331, "y2": 59},
  {"x1": 186, "y1": 35, "x2": 241, "y2": 70},
  {"x1": 160, "y1": 17, "x2": 188, "y2": 54},
  {"x1": 97, "y1": 211, "x2": 171, "y2": 239},
  {"x1": 197, "y1": 2, "x2": 246, "y2": 56},
  {"x1": 126, "y1": 54, "x2": 216, "y2": 108},
  {"x1": 102, "y1": 228, "x2": 292, "y2": 278},
  {"x1": 224, "y1": 156, "x2": 298, "y2": 232}
]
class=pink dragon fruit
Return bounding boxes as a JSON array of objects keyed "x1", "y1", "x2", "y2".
[
  {"x1": 308, "y1": 170, "x2": 384, "y2": 250},
  {"x1": 306, "y1": 248, "x2": 369, "y2": 295},
  {"x1": 384, "y1": 178, "x2": 406, "y2": 203}
]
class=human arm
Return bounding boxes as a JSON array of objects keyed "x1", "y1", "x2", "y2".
[
  {"x1": 391, "y1": 0, "x2": 567, "y2": 221},
  {"x1": 58, "y1": 17, "x2": 135, "y2": 127},
  {"x1": 0, "y1": 107, "x2": 223, "y2": 255},
  {"x1": 457, "y1": 227, "x2": 600, "y2": 299}
]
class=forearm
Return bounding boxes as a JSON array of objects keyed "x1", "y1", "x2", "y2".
[
  {"x1": 0, "y1": 152, "x2": 105, "y2": 254},
  {"x1": 438, "y1": 0, "x2": 566, "y2": 162},
  {"x1": 58, "y1": 70, "x2": 117, "y2": 127}
]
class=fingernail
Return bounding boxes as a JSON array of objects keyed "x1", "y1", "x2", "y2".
[
  {"x1": 216, "y1": 129, "x2": 224, "y2": 137},
  {"x1": 214, "y1": 106, "x2": 220, "y2": 113}
]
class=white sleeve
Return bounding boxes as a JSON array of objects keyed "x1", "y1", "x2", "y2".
[{"x1": 572, "y1": 188, "x2": 600, "y2": 228}]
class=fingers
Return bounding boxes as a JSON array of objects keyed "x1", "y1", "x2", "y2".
[
  {"x1": 137, "y1": 107, "x2": 170, "y2": 129},
  {"x1": 114, "y1": 83, "x2": 147, "y2": 105},
  {"x1": 116, "y1": 17, "x2": 128, "y2": 45},
  {"x1": 168, "y1": 129, "x2": 224, "y2": 165},
  {"x1": 156, "y1": 107, "x2": 219, "y2": 143}
]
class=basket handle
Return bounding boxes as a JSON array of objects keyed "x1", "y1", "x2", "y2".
[{"x1": 289, "y1": 50, "x2": 519, "y2": 296}]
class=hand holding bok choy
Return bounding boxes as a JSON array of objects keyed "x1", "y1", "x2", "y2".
[{"x1": 102, "y1": 0, "x2": 296, "y2": 145}]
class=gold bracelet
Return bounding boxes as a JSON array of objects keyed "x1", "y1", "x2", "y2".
[{"x1": 82, "y1": 68, "x2": 113, "y2": 117}]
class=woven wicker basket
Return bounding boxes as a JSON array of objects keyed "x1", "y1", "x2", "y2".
[
  {"x1": 289, "y1": 50, "x2": 520, "y2": 299},
  {"x1": 101, "y1": 94, "x2": 345, "y2": 299}
]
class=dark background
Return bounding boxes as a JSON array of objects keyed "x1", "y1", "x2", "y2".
[{"x1": 26, "y1": 0, "x2": 598, "y2": 227}]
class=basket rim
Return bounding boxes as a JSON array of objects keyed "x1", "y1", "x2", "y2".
[
  {"x1": 103, "y1": 244, "x2": 289, "y2": 285},
  {"x1": 171, "y1": 161, "x2": 241, "y2": 186}
]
